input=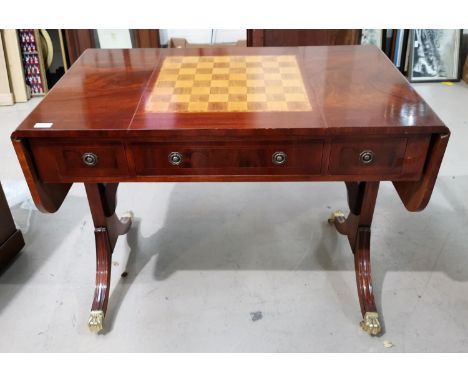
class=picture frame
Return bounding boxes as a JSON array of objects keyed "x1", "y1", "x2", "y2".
[
  {"x1": 361, "y1": 29, "x2": 384, "y2": 49},
  {"x1": 408, "y1": 29, "x2": 463, "y2": 83}
]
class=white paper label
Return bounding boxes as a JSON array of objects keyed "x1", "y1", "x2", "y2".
[{"x1": 34, "y1": 122, "x2": 53, "y2": 129}]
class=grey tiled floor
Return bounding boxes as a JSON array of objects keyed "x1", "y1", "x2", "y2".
[{"x1": 0, "y1": 82, "x2": 467, "y2": 352}]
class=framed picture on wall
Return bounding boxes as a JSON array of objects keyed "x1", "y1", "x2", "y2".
[
  {"x1": 408, "y1": 29, "x2": 463, "y2": 82},
  {"x1": 361, "y1": 29, "x2": 384, "y2": 49}
]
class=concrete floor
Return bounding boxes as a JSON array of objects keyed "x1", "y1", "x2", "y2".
[{"x1": 0, "y1": 82, "x2": 467, "y2": 352}]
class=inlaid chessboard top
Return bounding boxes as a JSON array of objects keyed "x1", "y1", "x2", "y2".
[
  {"x1": 13, "y1": 46, "x2": 447, "y2": 138},
  {"x1": 145, "y1": 55, "x2": 312, "y2": 113}
]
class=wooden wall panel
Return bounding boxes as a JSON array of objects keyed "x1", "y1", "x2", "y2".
[{"x1": 247, "y1": 29, "x2": 361, "y2": 47}]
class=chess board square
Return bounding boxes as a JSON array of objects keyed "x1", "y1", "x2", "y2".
[
  {"x1": 171, "y1": 94, "x2": 191, "y2": 103},
  {"x1": 161, "y1": 68, "x2": 179, "y2": 75},
  {"x1": 195, "y1": 74, "x2": 212, "y2": 81},
  {"x1": 209, "y1": 93, "x2": 229, "y2": 103},
  {"x1": 247, "y1": 93, "x2": 267, "y2": 102},
  {"x1": 196, "y1": 68, "x2": 212, "y2": 74},
  {"x1": 182, "y1": 56, "x2": 199, "y2": 63},
  {"x1": 246, "y1": 72, "x2": 263, "y2": 80},
  {"x1": 191, "y1": 86, "x2": 210, "y2": 95},
  {"x1": 188, "y1": 102, "x2": 209, "y2": 112},
  {"x1": 177, "y1": 74, "x2": 195, "y2": 81},
  {"x1": 157, "y1": 80, "x2": 175, "y2": 88},
  {"x1": 264, "y1": 73, "x2": 282, "y2": 81},
  {"x1": 168, "y1": 102, "x2": 189, "y2": 112},
  {"x1": 229, "y1": 86, "x2": 247, "y2": 95},
  {"x1": 212, "y1": 74, "x2": 230, "y2": 80},
  {"x1": 178, "y1": 68, "x2": 197, "y2": 75},
  {"x1": 210, "y1": 87, "x2": 229, "y2": 94},
  {"x1": 247, "y1": 102, "x2": 268, "y2": 111},
  {"x1": 211, "y1": 80, "x2": 229, "y2": 88},
  {"x1": 229, "y1": 73, "x2": 247, "y2": 81},
  {"x1": 174, "y1": 80, "x2": 194, "y2": 88},
  {"x1": 266, "y1": 101, "x2": 289, "y2": 111},
  {"x1": 227, "y1": 101, "x2": 248, "y2": 111},
  {"x1": 267, "y1": 93, "x2": 286, "y2": 102},
  {"x1": 265, "y1": 86, "x2": 283, "y2": 94},
  {"x1": 279, "y1": 66, "x2": 298, "y2": 74},
  {"x1": 193, "y1": 80, "x2": 211, "y2": 87},
  {"x1": 180, "y1": 62, "x2": 197, "y2": 69},
  {"x1": 265, "y1": 79, "x2": 282, "y2": 87},
  {"x1": 151, "y1": 94, "x2": 171, "y2": 102},
  {"x1": 245, "y1": 56, "x2": 262, "y2": 62},
  {"x1": 229, "y1": 80, "x2": 247, "y2": 87},
  {"x1": 190, "y1": 94, "x2": 209, "y2": 102},
  {"x1": 213, "y1": 62, "x2": 230, "y2": 68},
  {"x1": 159, "y1": 74, "x2": 178, "y2": 82},
  {"x1": 264, "y1": 67, "x2": 280, "y2": 73},
  {"x1": 197, "y1": 62, "x2": 214, "y2": 69},
  {"x1": 152, "y1": 86, "x2": 173, "y2": 95},
  {"x1": 246, "y1": 79, "x2": 265, "y2": 87},
  {"x1": 173, "y1": 87, "x2": 192, "y2": 95},
  {"x1": 228, "y1": 94, "x2": 247, "y2": 102},
  {"x1": 212, "y1": 68, "x2": 230, "y2": 75},
  {"x1": 213, "y1": 56, "x2": 230, "y2": 62},
  {"x1": 208, "y1": 102, "x2": 228, "y2": 111},
  {"x1": 246, "y1": 62, "x2": 262, "y2": 68},
  {"x1": 247, "y1": 86, "x2": 266, "y2": 94}
]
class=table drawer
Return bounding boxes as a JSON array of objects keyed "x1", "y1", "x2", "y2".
[
  {"x1": 328, "y1": 138, "x2": 407, "y2": 176},
  {"x1": 131, "y1": 140, "x2": 324, "y2": 176},
  {"x1": 30, "y1": 141, "x2": 129, "y2": 181}
]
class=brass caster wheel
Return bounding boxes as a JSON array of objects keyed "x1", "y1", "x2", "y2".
[
  {"x1": 360, "y1": 311, "x2": 381, "y2": 336},
  {"x1": 88, "y1": 310, "x2": 104, "y2": 333},
  {"x1": 328, "y1": 210, "x2": 345, "y2": 224}
]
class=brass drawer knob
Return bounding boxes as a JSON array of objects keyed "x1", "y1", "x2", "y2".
[
  {"x1": 168, "y1": 152, "x2": 183, "y2": 166},
  {"x1": 359, "y1": 150, "x2": 375, "y2": 165},
  {"x1": 82, "y1": 152, "x2": 98, "y2": 167},
  {"x1": 272, "y1": 151, "x2": 287, "y2": 165}
]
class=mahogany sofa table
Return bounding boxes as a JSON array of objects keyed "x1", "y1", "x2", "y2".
[{"x1": 11, "y1": 46, "x2": 449, "y2": 335}]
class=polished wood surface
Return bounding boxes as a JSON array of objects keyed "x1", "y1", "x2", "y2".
[
  {"x1": 11, "y1": 46, "x2": 450, "y2": 335},
  {"x1": 12, "y1": 46, "x2": 447, "y2": 137}
]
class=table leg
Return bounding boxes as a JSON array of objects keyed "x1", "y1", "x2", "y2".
[
  {"x1": 85, "y1": 183, "x2": 132, "y2": 333},
  {"x1": 328, "y1": 181, "x2": 381, "y2": 336}
]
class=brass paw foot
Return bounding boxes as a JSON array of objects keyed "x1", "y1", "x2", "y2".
[
  {"x1": 360, "y1": 311, "x2": 381, "y2": 336},
  {"x1": 122, "y1": 210, "x2": 134, "y2": 222},
  {"x1": 328, "y1": 210, "x2": 345, "y2": 224},
  {"x1": 88, "y1": 310, "x2": 104, "y2": 333}
]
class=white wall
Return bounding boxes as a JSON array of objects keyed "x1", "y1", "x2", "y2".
[
  {"x1": 159, "y1": 29, "x2": 246, "y2": 46},
  {"x1": 97, "y1": 29, "x2": 132, "y2": 48}
]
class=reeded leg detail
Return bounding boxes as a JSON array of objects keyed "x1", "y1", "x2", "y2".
[
  {"x1": 329, "y1": 182, "x2": 382, "y2": 336},
  {"x1": 85, "y1": 183, "x2": 132, "y2": 333}
]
